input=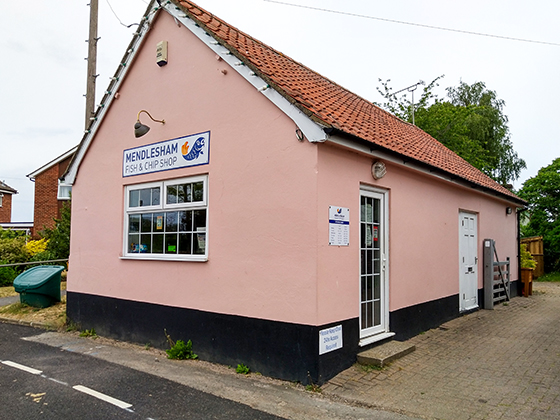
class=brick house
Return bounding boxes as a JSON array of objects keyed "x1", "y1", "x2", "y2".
[
  {"x1": 0, "y1": 180, "x2": 17, "y2": 223},
  {"x1": 27, "y1": 147, "x2": 77, "y2": 237}
]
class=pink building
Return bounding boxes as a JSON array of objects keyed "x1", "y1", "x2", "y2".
[{"x1": 63, "y1": 0, "x2": 525, "y2": 384}]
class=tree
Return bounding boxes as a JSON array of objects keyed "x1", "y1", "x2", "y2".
[
  {"x1": 40, "y1": 201, "x2": 71, "y2": 260},
  {"x1": 376, "y1": 77, "x2": 526, "y2": 185},
  {"x1": 518, "y1": 158, "x2": 560, "y2": 272}
]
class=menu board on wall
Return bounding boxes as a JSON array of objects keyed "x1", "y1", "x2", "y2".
[{"x1": 329, "y1": 206, "x2": 349, "y2": 246}]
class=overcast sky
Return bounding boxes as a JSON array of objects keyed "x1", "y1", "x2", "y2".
[{"x1": 1, "y1": 0, "x2": 559, "y2": 222}]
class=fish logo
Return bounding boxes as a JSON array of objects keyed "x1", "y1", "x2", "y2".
[{"x1": 181, "y1": 136, "x2": 205, "y2": 161}]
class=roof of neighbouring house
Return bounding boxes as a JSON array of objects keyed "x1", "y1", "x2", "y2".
[
  {"x1": 0, "y1": 180, "x2": 17, "y2": 195},
  {"x1": 27, "y1": 146, "x2": 78, "y2": 181},
  {"x1": 172, "y1": 0, "x2": 523, "y2": 204}
]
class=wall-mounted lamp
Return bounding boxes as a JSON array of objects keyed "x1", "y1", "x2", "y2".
[
  {"x1": 134, "y1": 110, "x2": 165, "y2": 138},
  {"x1": 506, "y1": 206, "x2": 513, "y2": 215},
  {"x1": 295, "y1": 128, "x2": 304, "y2": 142}
]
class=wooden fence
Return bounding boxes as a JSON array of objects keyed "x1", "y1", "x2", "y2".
[{"x1": 521, "y1": 236, "x2": 544, "y2": 278}]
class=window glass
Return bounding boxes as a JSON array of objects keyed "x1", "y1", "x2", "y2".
[
  {"x1": 140, "y1": 234, "x2": 151, "y2": 253},
  {"x1": 152, "y1": 187, "x2": 160, "y2": 205},
  {"x1": 166, "y1": 212, "x2": 178, "y2": 232},
  {"x1": 194, "y1": 233, "x2": 206, "y2": 254},
  {"x1": 165, "y1": 234, "x2": 178, "y2": 254},
  {"x1": 153, "y1": 234, "x2": 164, "y2": 253},
  {"x1": 129, "y1": 215, "x2": 140, "y2": 233},
  {"x1": 167, "y1": 185, "x2": 178, "y2": 204},
  {"x1": 129, "y1": 234, "x2": 139, "y2": 253},
  {"x1": 193, "y1": 210, "x2": 206, "y2": 230},
  {"x1": 179, "y1": 211, "x2": 191, "y2": 231},
  {"x1": 139, "y1": 188, "x2": 151, "y2": 207},
  {"x1": 125, "y1": 176, "x2": 207, "y2": 259},
  {"x1": 193, "y1": 182, "x2": 203, "y2": 202},
  {"x1": 179, "y1": 233, "x2": 192, "y2": 254},
  {"x1": 141, "y1": 214, "x2": 152, "y2": 232},
  {"x1": 129, "y1": 189, "x2": 140, "y2": 208}
]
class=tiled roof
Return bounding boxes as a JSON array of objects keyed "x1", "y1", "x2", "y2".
[
  {"x1": 175, "y1": 0, "x2": 521, "y2": 203},
  {"x1": 0, "y1": 180, "x2": 17, "y2": 194}
]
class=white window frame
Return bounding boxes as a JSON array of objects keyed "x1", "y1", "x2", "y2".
[
  {"x1": 0, "y1": 193, "x2": 3, "y2": 207},
  {"x1": 57, "y1": 182, "x2": 72, "y2": 200},
  {"x1": 122, "y1": 175, "x2": 208, "y2": 261}
]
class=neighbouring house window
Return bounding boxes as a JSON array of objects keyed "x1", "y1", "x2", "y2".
[
  {"x1": 124, "y1": 175, "x2": 207, "y2": 261},
  {"x1": 0, "y1": 193, "x2": 3, "y2": 207},
  {"x1": 57, "y1": 182, "x2": 72, "y2": 200}
]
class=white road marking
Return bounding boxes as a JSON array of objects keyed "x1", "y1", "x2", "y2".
[
  {"x1": 73, "y1": 385, "x2": 133, "y2": 409},
  {"x1": 2, "y1": 360, "x2": 43, "y2": 375},
  {"x1": 47, "y1": 376, "x2": 69, "y2": 386},
  {"x1": 2, "y1": 359, "x2": 139, "y2": 414}
]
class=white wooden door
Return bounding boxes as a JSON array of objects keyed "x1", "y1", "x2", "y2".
[
  {"x1": 459, "y1": 212, "x2": 478, "y2": 311},
  {"x1": 359, "y1": 189, "x2": 388, "y2": 338}
]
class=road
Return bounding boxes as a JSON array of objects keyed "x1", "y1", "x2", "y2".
[{"x1": 0, "y1": 322, "x2": 285, "y2": 420}]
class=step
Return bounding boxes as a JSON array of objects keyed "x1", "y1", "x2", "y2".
[{"x1": 357, "y1": 340, "x2": 416, "y2": 367}]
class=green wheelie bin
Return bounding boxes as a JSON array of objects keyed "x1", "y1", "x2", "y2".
[{"x1": 13, "y1": 265, "x2": 65, "y2": 308}]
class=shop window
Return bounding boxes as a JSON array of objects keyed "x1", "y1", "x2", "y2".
[{"x1": 124, "y1": 175, "x2": 207, "y2": 261}]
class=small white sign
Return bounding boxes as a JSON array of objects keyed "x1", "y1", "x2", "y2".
[
  {"x1": 123, "y1": 131, "x2": 210, "y2": 177},
  {"x1": 319, "y1": 325, "x2": 343, "y2": 355},
  {"x1": 329, "y1": 206, "x2": 349, "y2": 246}
]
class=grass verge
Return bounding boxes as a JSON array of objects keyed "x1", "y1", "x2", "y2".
[
  {"x1": 536, "y1": 272, "x2": 560, "y2": 282},
  {"x1": 0, "y1": 297, "x2": 67, "y2": 330}
]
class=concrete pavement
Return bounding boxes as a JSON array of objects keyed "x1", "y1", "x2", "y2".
[{"x1": 323, "y1": 282, "x2": 560, "y2": 420}]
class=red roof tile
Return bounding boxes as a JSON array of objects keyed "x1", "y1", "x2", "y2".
[{"x1": 175, "y1": 0, "x2": 521, "y2": 202}]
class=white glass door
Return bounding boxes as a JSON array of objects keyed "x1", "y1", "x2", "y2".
[{"x1": 360, "y1": 189, "x2": 387, "y2": 338}]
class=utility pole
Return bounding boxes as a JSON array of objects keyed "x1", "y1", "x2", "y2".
[{"x1": 85, "y1": 0, "x2": 99, "y2": 130}]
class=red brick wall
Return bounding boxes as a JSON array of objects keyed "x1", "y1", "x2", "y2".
[
  {"x1": 32, "y1": 155, "x2": 73, "y2": 237},
  {"x1": 0, "y1": 193, "x2": 13, "y2": 223}
]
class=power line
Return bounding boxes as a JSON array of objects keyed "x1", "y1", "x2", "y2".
[
  {"x1": 105, "y1": 0, "x2": 139, "y2": 28},
  {"x1": 263, "y1": 0, "x2": 560, "y2": 47}
]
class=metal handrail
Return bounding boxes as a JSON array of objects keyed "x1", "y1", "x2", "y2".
[{"x1": 0, "y1": 259, "x2": 68, "y2": 268}]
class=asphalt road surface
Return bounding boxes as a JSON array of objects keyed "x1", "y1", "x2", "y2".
[{"x1": 0, "y1": 322, "x2": 285, "y2": 420}]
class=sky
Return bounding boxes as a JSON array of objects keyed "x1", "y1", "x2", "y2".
[{"x1": 1, "y1": 0, "x2": 559, "y2": 222}]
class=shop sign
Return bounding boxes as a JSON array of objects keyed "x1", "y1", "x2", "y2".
[
  {"x1": 319, "y1": 325, "x2": 343, "y2": 355},
  {"x1": 123, "y1": 131, "x2": 210, "y2": 177}
]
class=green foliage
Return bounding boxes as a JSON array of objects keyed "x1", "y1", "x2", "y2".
[
  {"x1": 520, "y1": 244, "x2": 537, "y2": 269},
  {"x1": 236, "y1": 363, "x2": 250, "y2": 374},
  {"x1": 79, "y1": 328, "x2": 97, "y2": 338},
  {"x1": 305, "y1": 383, "x2": 322, "y2": 392},
  {"x1": 536, "y1": 272, "x2": 560, "y2": 282},
  {"x1": 518, "y1": 158, "x2": 560, "y2": 272},
  {"x1": 40, "y1": 201, "x2": 71, "y2": 260},
  {"x1": 166, "y1": 339, "x2": 198, "y2": 360},
  {"x1": 0, "y1": 227, "x2": 27, "y2": 240},
  {"x1": 0, "y1": 263, "x2": 18, "y2": 286},
  {"x1": 0, "y1": 236, "x2": 28, "y2": 265},
  {"x1": 376, "y1": 77, "x2": 526, "y2": 185}
]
